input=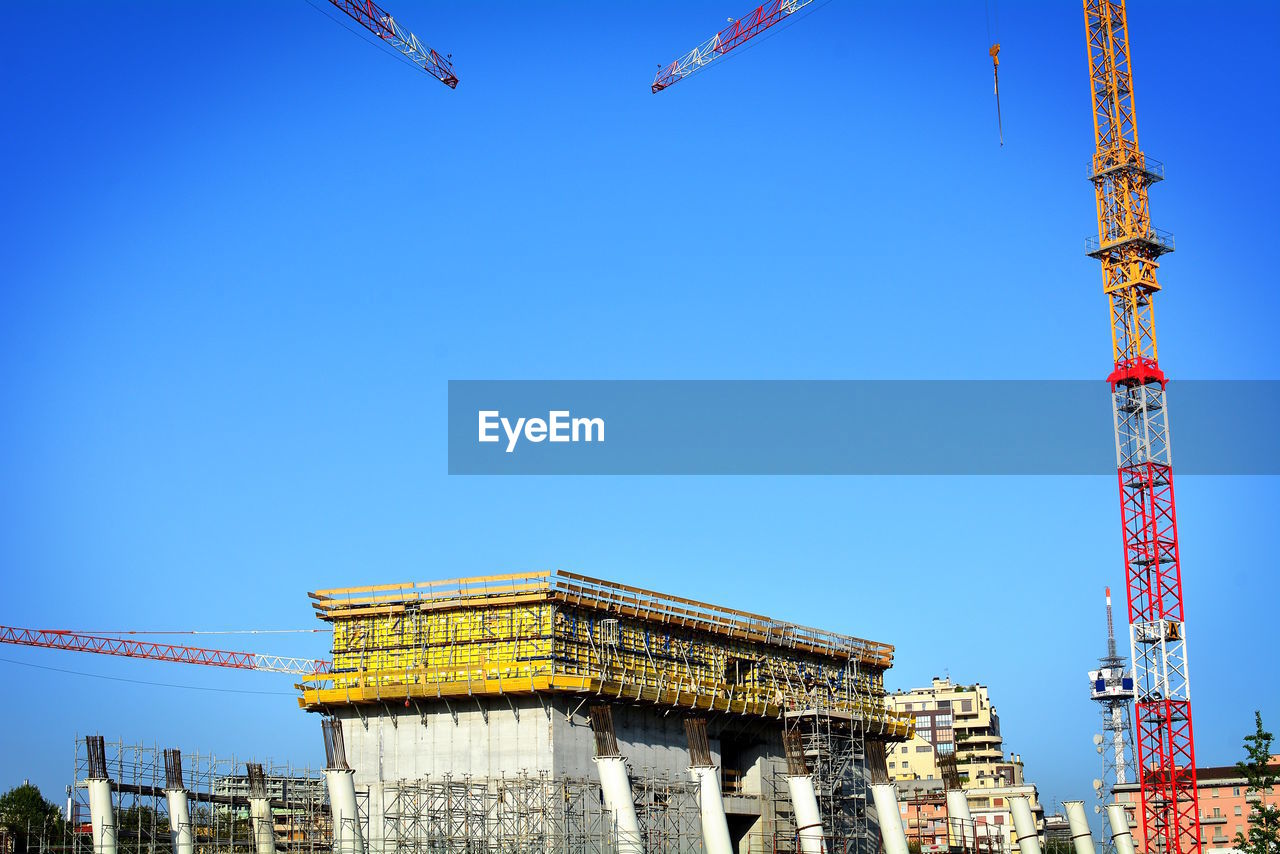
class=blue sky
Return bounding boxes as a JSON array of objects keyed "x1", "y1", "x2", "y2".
[{"x1": 1, "y1": 0, "x2": 1277, "y2": 822}]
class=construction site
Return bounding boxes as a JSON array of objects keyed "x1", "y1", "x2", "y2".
[{"x1": 0, "y1": 1, "x2": 1252, "y2": 854}]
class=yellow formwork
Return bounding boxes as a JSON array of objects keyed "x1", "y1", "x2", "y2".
[{"x1": 299, "y1": 572, "x2": 913, "y2": 739}]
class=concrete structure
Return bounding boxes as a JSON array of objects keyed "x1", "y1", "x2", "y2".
[
  {"x1": 1063, "y1": 801, "x2": 1096, "y2": 854},
  {"x1": 872, "y1": 783, "x2": 910, "y2": 854},
  {"x1": 299, "y1": 571, "x2": 915, "y2": 852},
  {"x1": 692, "y1": 765, "x2": 735, "y2": 854},
  {"x1": 1112, "y1": 754, "x2": 1280, "y2": 853},
  {"x1": 1010, "y1": 797, "x2": 1042, "y2": 854},
  {"x1": 1106, "y1": 804, "x2": 1136, "y2": 854},
  {"x1": 84, "y1": 737, "x2": 118, "y2": 854}
]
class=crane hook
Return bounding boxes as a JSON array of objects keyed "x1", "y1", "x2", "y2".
[{"x1": 990, "y1": 43, "x2": 1003, "y2": 147}]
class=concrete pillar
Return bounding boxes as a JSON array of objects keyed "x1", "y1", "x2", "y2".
[
  {"x1": 1010, "y1": 796, "x2": 1042, "y2": 854},
  {"x1": 164, "y1": 789, "x2": 194, "y2": 854},
  {"x1": 1106, "y1": 804, "x2": 1136, "y2": 854},
  {"x1": 595, "y1": 756, "x2": 643, "y2": 854},
  {"x1": 786, "y1": 775, "x2": 826, "y2": 854},
  {"x1": 871, "y1": 783, "x2": 908, "y2": 854},
  {"x1": 324, "y1": 769, "x2": 364, "y2": 854},
  {"x1": 946, "y1": 789, "x2": 974, "y2": 851},
  {"x1": 249, "y1": 797, "x2": 275, "y2": 854},
  {"x1": 86, "y1": 778, "x2": 117, "y2": 854},
  {"x1": 1064, "y1": 801, "x2": 1097, "y2": 854},
  {"x1": 691, "y1": 766, "x2": 733, "y2": 854}
]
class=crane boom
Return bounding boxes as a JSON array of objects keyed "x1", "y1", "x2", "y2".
[
  {"x1": 0, "y1": 625, "x2": 330, "y2": 676},
  {"x1": 328, "y1": 0, "x2": 458, "y2": 88},
  {"x1": 651, "y1": 0, "x2": 813, "y2": 93},
  {"x1": 1083, "y1": 3, "x2": 1201, "y2": 854}
]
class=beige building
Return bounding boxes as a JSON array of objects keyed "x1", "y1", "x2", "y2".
[{"x1": 888, "y1": 678, "x2": 1044, "y2": 849}]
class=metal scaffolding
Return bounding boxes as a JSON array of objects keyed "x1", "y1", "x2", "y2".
[
  {"x1": 52, "y1": 737, "x2": 331, "y2": 854},
  {"x1": 379, "y1": 771, "x2": 702, "y2": 853}
]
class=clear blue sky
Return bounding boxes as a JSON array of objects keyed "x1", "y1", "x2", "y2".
[{"x1": 1, "y1": 0, "x2": 1277, "y2": 821}]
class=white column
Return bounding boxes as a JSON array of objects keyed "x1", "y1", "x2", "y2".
[
  {"x1": 164, "y1": 789, "x2": 194, "y2": 854},
  {"x1": 1106, "y1": 804, "x2": 1137, "y2": 854},
  {"x1": 946, "y1": 789, "x2": 974, "y2": 851},
  {"x1": 324, "y1": 769, "x2": 364, "y2": 854},
  {"x1": 1064, "y1": 801, "x2": 1097, "y2": 854},
  {"x1": 1010, "y1": 796, "x2": 1042, "y2": 854},
  {"x1": 787, "y1": 775, "x2": 827, "y2": 854},
  {"x1": 871, "y1": 783, "x2": 908, "y2": 854},
  {"x1": 691, "y1": 766, "x2": 733, "y2": 854},
  {"x1": 86, "y1": 779, "x2": 117, "y2": 854},
  {"x1": 595, "y1": 756, "x2": 643, "y2": 854},
  {"x1": 250, "y1": 797, "x2": 275, "y2": 854}
]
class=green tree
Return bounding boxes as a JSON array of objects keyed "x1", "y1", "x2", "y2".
[
  {"x1": 1234, "y1": 711, "x2": 1280, "y2": 854},
  {"x1": 0, "y1": 782, "x2": 64, "y2": 853}
]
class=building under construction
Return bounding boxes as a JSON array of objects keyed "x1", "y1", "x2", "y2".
[{"x1": 294, "y1": 571, "x2": 915, "y2": 853}]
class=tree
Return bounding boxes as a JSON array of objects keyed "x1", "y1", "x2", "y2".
[
  {"x1": 0, "y1": 782, "x2": 64, "y2": 853},
  {"x1": 1234, "y1": 711, "x2": 1280, "y2": 854}
]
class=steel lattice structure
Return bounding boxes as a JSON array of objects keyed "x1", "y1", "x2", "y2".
[
  {"x1": 1083, "y1": 4, "x2": 1201, "y2": 854},
  {"x1": 651, "y1": 0, "x2": 813, "y2": 93},
  {"x1": 327, "y1": 0, "x2": 457, "y2": 88},
  {"x1": 0, "y1": 625, "x2": 330, "y2": 675},
  {"x1": 1089, "y1": 588, "x2": 1137, "y2": 810}
]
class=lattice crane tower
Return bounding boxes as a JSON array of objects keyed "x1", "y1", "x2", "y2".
[{"x1": 1084, "y1": 3, "x2": 1201, "y2": 854}]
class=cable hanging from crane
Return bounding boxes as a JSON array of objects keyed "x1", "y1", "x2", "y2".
[{"x1": 985, "y1": 0, "x2": 1003, "y2": 146}]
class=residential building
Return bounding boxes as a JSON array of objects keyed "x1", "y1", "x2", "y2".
[
  {"x1": 889, "y1": 678, "x2": 1044, "y2": 851},
  {"x1": 1113, "y1": 754, "x2": 1280, "y2": 853}
]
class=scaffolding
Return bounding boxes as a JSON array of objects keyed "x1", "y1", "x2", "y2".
[
  {"x1": 50, "y1": 737, "x2": 332, "y2": 854},
  {"x1": 299, "y1": 572, "x2": 912, "y2": 741},
  {"x1": 378, "y1": 771, "x2": 702, "y2": 853}
]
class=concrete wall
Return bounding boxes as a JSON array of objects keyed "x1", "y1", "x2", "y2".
[{"x1": 336, "y1": 697, "x2": 809, "y2": 851}]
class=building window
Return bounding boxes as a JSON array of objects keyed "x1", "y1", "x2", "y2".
[
  {"x1": 1235, "y1": 806, "x2": 1242, "y2": 816},
  {"x1": 890, "y1": 762, "x2": 896, "y2": 768},
  {"x1": 962, "y1": 700, "x2": 973, "y2": 712},
  {"x1": 1213, "y1": 808, "x2": 1221, "y2": 818},
  {"x1": 918, "y1": 745, "x2": 931, "y2": 753},
  {"x1": 1234, "y1": 788, "x2": 1241, "y2": 796},
  {"x1": 995, "y1": 798, "x2": 1004, "y2": 807}
]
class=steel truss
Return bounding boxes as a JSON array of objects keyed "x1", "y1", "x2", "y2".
[{"x1": 1084, "y1": 3, "x2": 1201, "y2": 854}]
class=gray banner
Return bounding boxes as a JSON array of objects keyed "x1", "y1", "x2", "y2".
[{"x1": 446, "y1": 381, "x2": 1278, "y2": 475}]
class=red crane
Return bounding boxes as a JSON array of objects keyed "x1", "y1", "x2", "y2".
[
  {"x1": 326, "y1": 0, "x2": 457, "y2": 88},
  {"x1": 651, "y1": 1, "x2": 814, "y2": 93},
  {"x1": 0, "y1": 625, "x2": 330, "y2": 676}
]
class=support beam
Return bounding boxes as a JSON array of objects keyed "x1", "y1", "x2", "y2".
[
  {"x1": 596, "y1": 757, "x2": 643, "y2": 854},
  {"x1": 86, "y1": 779, "x2": 117, "y2": 854},
  {"x1": 871, "y1": 783, "x2": 908, "y2": 854},
  {"x1": 1107, "y1": 804, "x2": 1137, "y2": 854},
  {"x1": 1010, "y1": 796, "x2": 1043, "y2": 854},
  {"x1": 790, "y1": 775, "x2": 828, "y2": 854},
  {"x1": 1064, "y1": 800, "x2": 1097, "y2": 854},
  {"x1": 946, "y1": 789, "x2": 974, "y2": 852},
  {"x1": 691, "y1": 766, "x2": 733, "y2": 854},
  {"x1": 85, "y1": 737, "x2": 117, "y2": 854}
]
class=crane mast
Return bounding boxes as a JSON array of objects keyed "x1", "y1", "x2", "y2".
[{"x1": 1083, "y1": 4, "x2": 1200, "y2": 854}]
